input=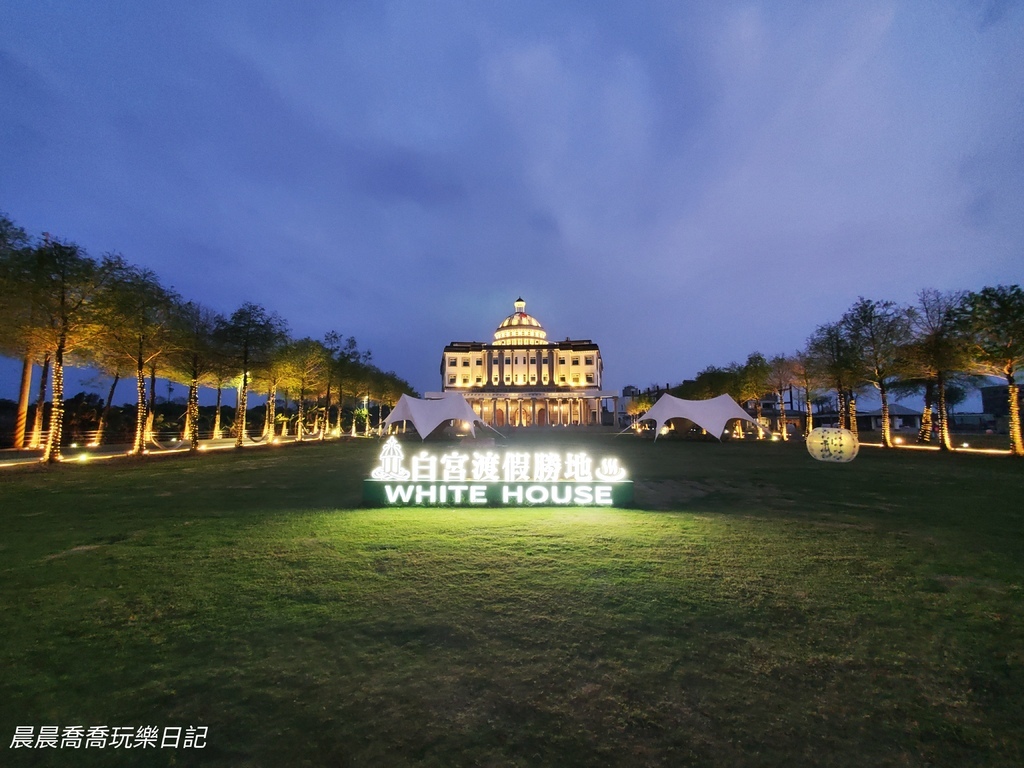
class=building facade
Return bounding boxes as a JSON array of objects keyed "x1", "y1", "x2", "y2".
[{"x1": 430, "y1": 298, "x2": 617, "y2": 427}]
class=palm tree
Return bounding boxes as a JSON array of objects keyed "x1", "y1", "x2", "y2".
[
  {"x1": 280, "y1": 338, "x2": 329, "y2": 441},
  {"x1": 805, "y1": 322, "x2": 860, "y2": 433},
  {"x1": 841, "y1": 297, "x2": 913, "y2": 448},
  {"x1": 735, "y1": 352, "x2": 771, "y2": 437},
  {"x1": 166, "y1": 300, "x2": 223, "y2": 450},
  {"x1": 906, "y1": 289, "x2": 969, "y2": 451},
  {"x1": 319, "y1": 331, "x2": 342, "y2": 440},
  {"x1": 251, "y1": 337, "x2": 290, "y2": 441},
  {"x1": 25, "y1": 237, "x2": 117, "y2": 463},
  {"x1": 961, "y1": 285, "x2": 1024, "y2": 456},
  {"x1": 0, "y1": 214, "x2": 37, "y2": 449},
  {"x1": 98, "y1": 259, "x2": 178, "y2": 454},
  {"x1": 218, "y1": 303, "x2": 288, "y2": 448},
  {"x1": 792, "y1": 351, "x2": 823, "y2": 437},
  {"x1": 333, "y1": 336, "x2": 361, "y2": 433},
  {"x1": 766, "y1": 355, "x2": 796, "y2": 440}
]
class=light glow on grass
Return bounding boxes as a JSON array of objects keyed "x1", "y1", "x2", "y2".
[{"x1": 1, "y1": 439, "x2": 1021, "y2": 765}]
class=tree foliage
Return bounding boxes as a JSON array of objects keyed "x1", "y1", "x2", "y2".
[{"x1": 0, "y1": 213, "x2": 418, "y2": 457}]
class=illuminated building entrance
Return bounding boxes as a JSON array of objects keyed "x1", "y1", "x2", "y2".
[{"x1": 427, "y1": 298, "x2": 618, "y2": 427}]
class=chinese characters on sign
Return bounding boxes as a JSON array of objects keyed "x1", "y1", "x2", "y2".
[
  {"x1": 8, "y1": 725, "x2": 207, "y2": 749},
  {"x1": 805, "y1": 427, "x2": 859, "y2": 463},
  {"x1": 364, "y1": 437, "x2": 633, "y2": 506}
]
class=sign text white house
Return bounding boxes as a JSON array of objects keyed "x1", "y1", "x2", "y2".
[{"x1": 363, "y1": 437, "x2": 633, "y2": 507}]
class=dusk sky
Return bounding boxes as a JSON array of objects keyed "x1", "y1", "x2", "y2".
[{"x1": 2, "y1": 1, "x2": 1022, "y2": 401}]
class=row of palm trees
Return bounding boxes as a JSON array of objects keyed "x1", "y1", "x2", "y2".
[
  {"x1": 0, "y1": 213, "x2": 416, "y2": 462},
  {"x1": 672, "y1": 288, "x2": 1024, "y2": 456}
]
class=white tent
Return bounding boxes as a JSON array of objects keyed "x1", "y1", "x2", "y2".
[
  {"x1": 382, "y1": 393, "x2": 489, "y2": 440},
  {"x1": 635, "y1": 393, "x2": 763, "y2": 441}
]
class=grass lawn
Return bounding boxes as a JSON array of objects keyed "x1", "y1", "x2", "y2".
[{"x1": 1, "y1": 436, "x2": 1022, "y2": 766}]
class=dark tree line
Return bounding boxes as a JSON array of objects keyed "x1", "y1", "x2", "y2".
[
  {"x1": 673, "y1": 289, "x2": 1024, "y2": 456},
  {"x1": 0, "y1": 213, "x2": 416, "y2": 462}
]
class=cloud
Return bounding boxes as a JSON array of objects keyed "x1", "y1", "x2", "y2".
[{"x1": 1, "y1": 0, "x2": 1022, "y2": 398}]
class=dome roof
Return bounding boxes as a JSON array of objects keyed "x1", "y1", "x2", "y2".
[{"x1": 493, "y1": 298, "x2": 548, "y2": 346}]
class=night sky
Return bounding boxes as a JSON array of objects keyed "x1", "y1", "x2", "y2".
[{"x1": 2, "y1": 1, "x2": 1022, "y2": 401}]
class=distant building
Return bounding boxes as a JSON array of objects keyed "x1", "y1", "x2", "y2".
[
  {"x1": 981, "y1": 385, "x2": 1022, "y2": 418},
  {"x1": 429, "y1": 298, "x2": 618, "y2": 427},
  {"x1": 812, "y1": 403, "x2": 923, "y2": 433}
]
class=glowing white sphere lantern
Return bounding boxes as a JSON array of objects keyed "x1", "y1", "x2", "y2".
[{"x1": 806, "y1": 427, "x2": 859, "y2": 463}]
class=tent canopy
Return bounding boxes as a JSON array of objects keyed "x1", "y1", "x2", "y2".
[
  {"x1": 636, "y1": 393, "x2": 762, "y2": 440},
  {"x1": 382, "y1": 393, "x2": 486, "y2": 440}
]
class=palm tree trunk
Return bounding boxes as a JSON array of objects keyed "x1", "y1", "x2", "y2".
[
  {"x1": 186, "y1": 375, "x2": 200, "y2": 450},
  {"x1": 95, "y1": 373, "x2": 119, "y2": 446},
  {"x1": 848, "y1": 394, "x2": 858, "y2": 439},
  {"x1": 181, "y1": 394, "x2": 191, "y2": 441},
  {"x1": 213, "y1": 387, "x2": 223, "y2": 439},
  {"x1": 132, "y1": 355, "x2": 147, "y2": 455},
  {"x1": 235, "y1": 373, "x2": 248, "y2": 448},
  {"x1": 777, "y1": 389, "x2": 788, "y2": 440},
  {"x1": 42, "y1": 339, "x2": 65, "y2": 463},
  {"x1": 804, "y1": 388, "x2": 813, "y2": 436},
  {"x1": 13, "y1": 353, "x2": 33, "y2": 449},
  {"x1": 1008, "y1": 377, "x2": 1023, "y2": 457},
  {"x1": 30, "y1": 354, "x2": 50, "y2": 449},
  {"x1": 936, "y1": 374, "x2": 953, "y2": 451},
  {"x1": 321, "y1": 380, "x2": 332, "y2": 440},
  {"x1": 263, "y1": 384, "x2": 277, "y2": 439},
  {"x1": 917, "y1": 381, "x2": 934, "y2": 443},
  {"x1": 145, "y1": 363, "x2": 156, "y2": 445},
  {"x1": 879, "y1": 384, "x2": 892, "y2": 448}
]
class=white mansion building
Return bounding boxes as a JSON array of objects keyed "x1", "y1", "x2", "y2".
[{"x1": 428, "y1": 298, "x2": 618, "y2": 427}]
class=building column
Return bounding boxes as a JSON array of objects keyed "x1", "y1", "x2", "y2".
[{"x1": 531, "y1": 398, "x2": 537, "y2": 427}]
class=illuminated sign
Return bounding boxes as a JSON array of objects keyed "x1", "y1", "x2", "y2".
[{"x1": 363, "y1": 437, "x2": 633, "y2": 507}]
